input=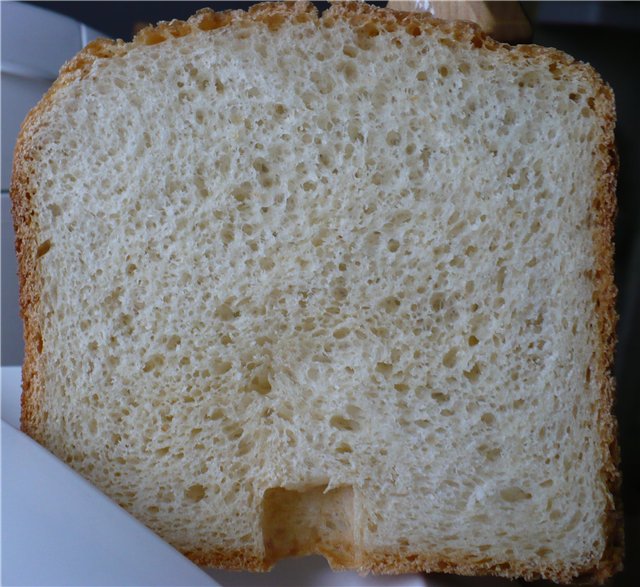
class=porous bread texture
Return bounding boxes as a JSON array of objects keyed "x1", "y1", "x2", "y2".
[{"x1": 11, "y1": 1, "x2": 621, "y2": 583}]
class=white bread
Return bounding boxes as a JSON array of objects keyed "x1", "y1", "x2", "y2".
[{"x1": 11, "y1": 1, "x2": 622, "y2": 583}]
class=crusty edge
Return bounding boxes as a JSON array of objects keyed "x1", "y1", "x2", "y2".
[
  {"x1": 355, "y1": 550, "x2": 611, "y2": 584},
  {"x1": 11, "y1": 73, "x2": 55, "y2": 445},
  {"x1": 587, "y1": 76, "x2": 624, "y2": 584},
  {"x1": 186, "y1": 547, "x2": 269, "y2": 572},
  {"x1": 11, "y1": 0, "x2": 622, "y2": 582},
  {"x1": 185, "y1": 545, "x2": 609, "y2": 584}
]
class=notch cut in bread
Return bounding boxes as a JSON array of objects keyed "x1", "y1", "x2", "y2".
[{"x1": 11, "y1": 1, "x2": 622, "y2": 583}]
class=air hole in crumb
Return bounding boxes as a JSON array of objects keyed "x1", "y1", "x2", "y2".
[
  {"x1": 232, "y1": 184, "x2": 251, "y2": 202},
  {"x1": 386, "y1": 131, "x2": 401, "y2": 146},
  {"x1": 348, "y1": 122, "x2": 364, "y2": 143},
  {"x1": 215, "y1": 304, "x2": 237, "y2": 321},
  {"x1": 375, "y1": 362, "x2": 393, "y2": 377},
  {"x1": 330, "y1": 415, "x2": 360, "y2": 432},
  {"x1": 185, "y1": 484, "x2": 206, "y2": 503},
  {"x1": 317, "y1": 150, "x2": 332, "y2": 168},
  {"x1": 333, "y1": 327, "x2": 350, "y2": 339},
  {"x1": 442, "y1": 348, "x2": 457, "y2": 368},
  {"x1": 34, "y1": 331, "x2": 44, "y2": 353},
  {"x1": 166, "y1": 335, "x2": 181, "y2": 350},
  {"x1": 259, "y1": 257, "x2": 275, "y2": 271},
  {"x1": 500, "y1": 487, "x2": 531, "y2": 502},
  {"x1": 430, "y1": 293, "x2": 445, "y2": 312},
  {"x1": 478, "y1": 444, "x2": 501, "y2": 461},
  {"x1": 143, "y1": 354, "x2": 164, "y2": 372},
  {"x1": 336, "y1": 442, "x2": 353, "y2": 453},
  {"x1": 463, "y1": 363, "x2": 481, "y2": 382},
  {"x1": 343, "y1": 45, "x2": 358, "y2": 58},
  {"x1": 362, "y1": 20, "x2": 380, "y2": 37},
  {"x1": 252, "y1": 157, "x2": 269, "y2": 174},
  {"x1": 250, "y1": 373, "x2": 272, "y2": 395},
  {"x1": 214, "y1": 360, "x2": 232, "y2": 375},
  {"x1": 380, "y1": 296, "x2": 401, "y2": 313},
  {"x1": 480, "y1": 412, "x2": 495, "y2": 426},
  {"x1": 388, "y1": 239, "x2": 400, "y2": 252},
  {"x1": 36, "y1": 240, "x2": 52, "y2": 259},
  {"x1": 339, "y1": 61, "x2": 358, "y2": 82}
]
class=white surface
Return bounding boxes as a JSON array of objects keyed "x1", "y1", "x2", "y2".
[{"x1": 1, "y1": 366, "x2": 21, "y2": 428}]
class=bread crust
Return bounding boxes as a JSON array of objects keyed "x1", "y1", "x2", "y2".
[
  {"x1": 589, "y1": 80, "x2": 624, "y2": 584},
  {"x1": 10, "y1": 0, "x2": 622, "y2": 582},
  {"x1": 11, "y1": 74, "x2": 52, "y2": 448}
]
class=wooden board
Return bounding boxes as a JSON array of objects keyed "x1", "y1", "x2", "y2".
[{"x1": 387, "y1": 1, "x2": 532, "y2": 43}]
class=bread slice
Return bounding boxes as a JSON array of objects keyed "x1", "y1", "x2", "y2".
[{"x1": 11, "y1": 1, "x2": 622, "y2": 582}]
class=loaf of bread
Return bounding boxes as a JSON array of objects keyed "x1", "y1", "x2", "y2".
[{"x1": 11, "y1": 1, "x2": 622, "y2": 582}]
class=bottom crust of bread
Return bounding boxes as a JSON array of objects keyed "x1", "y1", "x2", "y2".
[{"x1": 184, "y1": 546, "x2": 621, "y2": 584}]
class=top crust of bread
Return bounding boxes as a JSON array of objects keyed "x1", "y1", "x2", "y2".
[{"x1": 10, "y1": 1, "x2": 621, "y2": 582}]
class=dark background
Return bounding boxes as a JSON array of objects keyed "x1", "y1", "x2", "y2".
[{"x1": 18, "y1": 2, "x2": 640, "y2": 585}]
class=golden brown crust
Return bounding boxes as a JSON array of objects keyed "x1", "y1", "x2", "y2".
[
  {"x1": 587, "y1": 80, "x2": 624, "y2": 584},
  {"x1": 182, "y1": 545, "x2": 608, "y2": 583},
  {"x1": 10, "y1": 0, "x2": 622, "y2": 583},
  {"x1": 11, "y1": 71, "x2": 56, "y2": 445},
  {"x1": 356, "y1": 551, "x2": 604, "y2": 584},
  {"x1": 185, "y1": 547, "x2": 269, "y2": 571}
]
